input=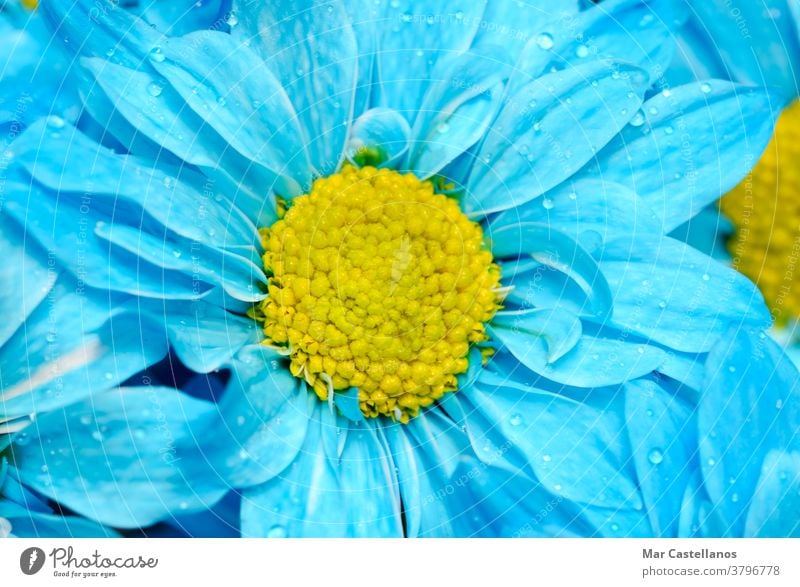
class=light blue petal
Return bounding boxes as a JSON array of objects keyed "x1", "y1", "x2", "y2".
[
  {"x1": 406, "y1": 46, "x2": 509, "y2": 178},
  {"x1": 80, "y1": 58, "x2": 283, "y2": 224},
  {"x1": 11, "y1": 387, "x2": 228, "y2": 528},
  {"x1": 241, "y1": 411, "x2": 403, "y2": 537},
  {"x1": 699, "y1": 327, "x2": 800, "y2": 536},
  {"x1": 160, "y1": 300, "x2": 259, "y2": 373},
  {"x1": 597, "y1": 236, "x2": 772, "y2": 353},
  {"x1": 491, "y1": 308, "x2": 582, "y2": 363},
  {"x1": 231, "y1": 0, "x2": 357, "y2": 177},
  {"x1": 14, "y1": 120, "x2": 258, "y2": 250},
  {"x1": 511, "y1": 0, "x2": 683, "y2": 91},
  {"x1": 489, "y1": 326, "x2": 666, "y2": 387},
  {"x1": 744, "y1": 450, "x2": 800, "y2": 537},
  {"x1": 584, "y1": 81, "x2": 784, "y2": 232},
  {"x1": 1, "y1": 282, "x2": 168, "y2": 421},
  {"x1": 0, "y1": 219, "x2": 56, "y2": 349},
  {"x1": 151, "y1": 30, "x2": 312, "y2": 195},
  {"x1": 207, "y1": 345, "x2": 309, "y2": 489},
  {"x1": 625, "y1": 379, "x2": 697, "y2": 537},
  {"x1": 688, "y1": 0, "x2": 800, "y2": 97},
  {"x1": 135, "y1": 0, "x2": 231, "y2": 36},
  {"x1": 3, "y1": 178, "x2": 211, "y2": 300},
  {"x1": 385, "y1": 409, "x2": 472, "y2": 537},
  {"x1": 0, "y1": 499, "x2": 119, "y2": 538},
  {"x1": 466, "y1": 60, "x2": 649, "y2": 216},
  {"x1": 492, "y1": 179, "x2": 663, "y2": 253},
  {"x1": 372, "y1": 1, "x2": 486, "y2": 121},
  {"x1": 490, "y1": 223, "x2": 613, "y2": 321},
  {"x1": 93, "y1": 222, "x2": 266, "y2": 303},
  {"x1": 464, "y1": 379, "x2": 643, "y2": 510},
  {"x1": 345, "y1": 107, "x2": 411, "y2": 168},
  {"x1": 334, "y1": 387, "x2": 364, "y2": 423},
  {"x1": 474, "y1": 1, "x2": 579, "y2": 66}
]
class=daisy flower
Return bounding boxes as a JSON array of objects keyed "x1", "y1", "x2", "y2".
[
  {"x1": 8, "y1": 0, "x2": 798, "y2": 536},
  {"x1": 670, "y1": 0, "x2": 800, "y2": 354}
]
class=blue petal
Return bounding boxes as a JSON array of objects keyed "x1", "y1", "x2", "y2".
[
  {"x1": 583, "y1": 81, "x2": 784, "y2": 232},
  {"x1": 334, "y1": 387, "x2": 365, "y2": 423},
  {"x1": 466, "y1": 60, "x2": 649, "y2": 216},
  {"x1": 241, "y1": 410, "x2": 403, "y2": 537},
  {"x1": 597, "y1": 236, "x2": 772, "y2": 352},
  {"x1": 488, "y1": 328, "x2": 666, "y2": 387},
  {"x1": 0, "y1": 219, "x2": 56, "y2": 349},
  {"x1": 1, "y1": 282, "x2": 168, "y2": 422},
  {"x1": 490, "y1": 308, "x2": 582, "y2": 363},
  {"x1": 371, "y1": 1, "x2": 486, "y2": 121},
  {"x1": 625, "y1": 379, "x2": 698, "y2": 537},
  {"x1": 464, "y1": 379, "x2": 643, "y2": 510},
  {"x1": 346, "y1": 107, "x2": 411, "y2": 168},
  {"x1": 135, "y1": 0, "x2": 232, "y2": 36},
  {"x1": 474, "y1": 1, "x2": 579, "y2": 66},
  {"x1": 206, "y1": 345, "x2": 309, "y2": 489},
  {"x1": 510, "y1": 0, "x2": 683, "y2": 90},
  {"x1": 0, "y1": 499, "x2": 119, "y2": 538},
  {"x1": 688, "y1": 0, "x2": 800, "y2": 97},
  {"x1": 492, "y1": 179, "x2": 663, "y2": 253},
  {"x1": 744, "y1": 450, "x2": 800, "y2": 537},
  {"x1": 385, "y1": 409, "x2": 472, "y2": 537},
  {"x1": 11, "y1": 387, "x2": 228, "y2": 528},
  {"x1": 231, "y1": 0, "x2": 357, "y2": 177},
  {"x1": 699, "y1": 327, "x2": 800, "y2": 536},
  {"x1": 406, "y1": 46, "x2": 509, "y2": 178},
  {"x1": 151, "y1": 30, "x2": 312, "y2": 195},
  {"x1": 160, "y1": 300, "x2": 259, "y2": 373},
  {"x1": 490, "y1": 223, "x2": 613, "y2": 321}
]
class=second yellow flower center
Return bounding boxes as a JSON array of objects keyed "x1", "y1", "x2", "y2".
[
  {"x1": 257, "y1": 166, "x2": 501, "y2": 422},
  {"x1": 721, "y1": 99, "x2": 800, "y2": 326}
]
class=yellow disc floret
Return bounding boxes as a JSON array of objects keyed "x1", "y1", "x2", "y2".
[
  {"x1": 257, "y1": 165, "x2": 501, "y2": 422},
  {"x1": 721, "y1": 100, "x2": 800, "y2": 326}
]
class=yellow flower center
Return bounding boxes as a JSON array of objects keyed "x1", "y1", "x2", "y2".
[
  {"x1": 721, "y1": 99, "x2": 800, "y2": 326},
  {"x1": 21, "y1": 0, "x2": 37, "y2": 10},
  {"x1": 257, "y1": 165, "x2": 501, "y2": 422}
]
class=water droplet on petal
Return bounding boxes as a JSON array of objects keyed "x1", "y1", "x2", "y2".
[
  {"x1": 149, "y1": 46, "x2": 166, "y2": 62},
  {"x1": 575, "y1": 44, "x2": 589, "y2": 58},
  {"x1": 147, "y1": 82, "x2": 163, "y2": 97},
  {"x1": 648, "y1": 449, "x2": 664, "y2": 465},
  {"x1": 542, "y1": 454, "x2": 552, "y2": 462},
  {"x1": 541, "y1": 197, "x2": 554, "y2": 210},
  {"x1": 536, "y1": 33, "x2": 554, "y2": 50},
  {"x1": 629, "y1": 111, "x2": 645, "y2": 127},
  {"x1": 47, "y1": 115, "x2": 65, "y2": 129},
  {"x1": 267, "y1": 525, "x2": 287, "y2": 538},
  {"x1": 700, "y1": 82, "x2": 712, "y2": 94},
  {"x1": 509, "y1": 413, "x2": 523, "y2": 426},
  {"x1": 702, "y1": 273, "x2": 710, "y2": 281},
  {"x1": 436, "y1": 122, "x2": 450, "y2": 134},
  {"x1": 225, "y1": 11, "x2": 239, "y2": 27}
]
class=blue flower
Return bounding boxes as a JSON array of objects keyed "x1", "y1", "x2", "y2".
[
  {"x1": 669, "y1": 0, "x2": 800, "y2": 360},
  {"x1": 9, "y1": 0, "x2": 799, "y2": 537}
]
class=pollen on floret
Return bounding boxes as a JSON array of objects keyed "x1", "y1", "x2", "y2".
[
  {"x1": 721, "y1": 100, "x2": 800, "y2": 326},
  {"x1": 256, "y1": 165, "x2": 501, "y2": 422}
]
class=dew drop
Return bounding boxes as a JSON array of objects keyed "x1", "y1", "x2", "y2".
[
  {"x1": 776, "y1": 399, "x2": 783, "y2": 410},
  {"x1": 629, "y1": 111, "x2": 645, "y2": 127},
  {"x1": 648, "y1": 449, "x2": 664, "y2": 465},
  {"x1": 79, "y1": 414, "x2": 92, "y2": 426},
  {"x1": 149, "y1": 46, "x2": 166, "y2": 62},
  {"x1": 648, "y1": 106, "x2": 659, "y2": 115},
  {"x1": 225, "y1": 11, "x2": 239, "y2": 27},
  {"x1": 536, "y1": 33, "x2": 554, "y2": 50},
  {"x1": 14, "y1": 432, "x2": 30, "y2": 446},
  {"x1": 664, "y1": 125, "x2": 674, "y2": 135},
  {"x1": 542, "y1": 454, "x2": 552, "y2": 462},
  {"x1": 575, "y1": 44, "x2": 589, "y2": 58},
  {"x1": 436, "y1": 122, "x2": 450, "y2": 134},
  {"x1": 568, "y1": 191, "x2": 577, "y2": 201},
  {"x1": 267, "y1": 525, "x2": 287, "y2": 538},
  {"x1": 91, "y1": 430, "x2": 104, "y2": 442},
  {"x1": 146, "y1": 82, "x2": 163, "y2": 97},
  {"x1": 657, "y1": 300, "x2": 667, "y2": 309},
  {"x1": 509, "y1": 413, "x2": 523, "y2": 426},
  {"x1": 610, "y1": 523, "x2": 620, "y2": 532},
  {"x1": 701, "y1": 273, "x2": 710, "y2": 281},
  {"x1": 730, "y1": 492, "x2": 739, "y2": 503},
  {"x1": 236, "y1": 415, "x2": 246, "y2": 426},
  {"x1": 541, "y1": 197, "x2": 554, "y2": 210},
  {"x1": 707, "y1": 457, "x2": 716, "y2": 466},
  {"x1": 47, "y1": 115, "x2": 66, "y2": 129},
  {"x1": 728, "y1": 365, "x2": 736, "y2": 373},
  {"x1": 700, "y1": 82, "x2": 712, "y2": 94}
]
